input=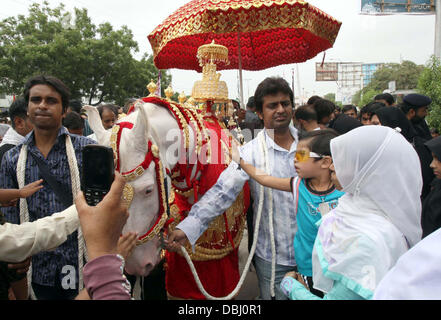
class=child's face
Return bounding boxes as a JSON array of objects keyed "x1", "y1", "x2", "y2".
[
  {"x1": 294, "y1": 141, "x2": 328, "y2": 179},
  {"x1": 430, "y1": 153, "x2": 441, "y2": 179}
]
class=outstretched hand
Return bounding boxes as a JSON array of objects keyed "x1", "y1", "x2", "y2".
[
  {"x1": 164, "y1": 229, "x2": 189, "y2": 253},
  {"x1": 75, "y1": 172, "x2": 129, "y2": 261},
  {"x1": 19, "y1": 179, "x2": 44, "y2": 198}
]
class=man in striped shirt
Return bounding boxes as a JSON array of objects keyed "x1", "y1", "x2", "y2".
[{"x1": 0, "y1": 75, "x2": 95, "y2": 299}]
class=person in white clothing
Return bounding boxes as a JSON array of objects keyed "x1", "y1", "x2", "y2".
[{"x1": 374, "y1": 227, "x2": 441, "y2": 300}]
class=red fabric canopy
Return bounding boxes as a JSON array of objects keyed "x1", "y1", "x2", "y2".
[{"x1": 148, "y1": 0, "x2": 342, "y2": 72}]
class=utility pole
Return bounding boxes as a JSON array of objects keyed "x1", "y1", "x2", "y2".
[
  {"x1": 436, "y1": 0, "x2": 441, "y2": 59},
  {"x1": 291, "y1": 68, "x2": 295, "y2": 106},
  {"x1": 296, "y1": 64, "x2": 301, "y2": 105}
]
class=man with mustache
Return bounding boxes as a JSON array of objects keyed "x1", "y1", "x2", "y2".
[
  {"x1": 400, "y1": 93, "x2": 435, "y2": 199},
  {"x1": 401, "y1": 93, "x2": 432, "y2": 141},
  {"x1": 0, "y1": 75, "x2": 95, "y2": 299},
  {"x1": 168, "y1": 77, "x2": 299, "y2": 300}
]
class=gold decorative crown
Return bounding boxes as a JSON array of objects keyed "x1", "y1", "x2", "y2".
[
  {"x1": 192, "y1": 41, "x2": 229, "y2": 104},
  {"x1": 197, "y1": 40, "x2": 230, "y2": 67}
]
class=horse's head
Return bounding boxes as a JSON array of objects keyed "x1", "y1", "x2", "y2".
[{"x1": 84, "y1": 101, "x2": 181, "y2": 276}]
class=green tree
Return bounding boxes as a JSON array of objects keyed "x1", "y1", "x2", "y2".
[
  {"x1": 0, "y1": 2, "x2": 171, "y2": 106},
  {"x1": 418, "y1": 55, "x2": 441, "y2": 132},
  {"x1": 323, "y1": 92, "x2": 343, "y2": 108},
  {"x1": 352, "y1": 60, "x2": 424, "y2": 106},
  {"x1": 361, "y1": 89, "x2": 382, "y2": 107},
  {"x1": 324, "y1": 93, "x2": 335, "y2": 102}
]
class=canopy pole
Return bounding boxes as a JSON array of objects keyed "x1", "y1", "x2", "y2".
[{"x1": 237, "y1": 32, "x2": 244, "y2": 109}]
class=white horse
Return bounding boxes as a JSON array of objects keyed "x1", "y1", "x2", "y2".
[
  {"x1": 84, "y1": 100, "x2": 190, "y2": 276},
  {"x1": 84, "y1": 98, "x2": 251, "y2": 301}
]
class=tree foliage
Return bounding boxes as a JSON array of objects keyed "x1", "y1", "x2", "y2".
[
  {"x1": 352, "y1": 60, "x2": 424, "y2": 107},
  {"x1": 418, "y1": 55, "x2": 441, "y2": 132},
  {"x1": 0, "y1": 2, "x2": 171, "y2": 106}
]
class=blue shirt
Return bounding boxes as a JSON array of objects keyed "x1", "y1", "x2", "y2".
[
  {"x1": 178, "y1": 126, "x2": 299, "y2": 266},
  {"x1": 292, "y1": 177, "x2": 344, "y2": 277},
  {"x1": 0, "y1": 127, "x2": 95, "y2": 286}
]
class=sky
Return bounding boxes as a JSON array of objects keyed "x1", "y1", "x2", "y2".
[{"x1": 1, "y1": 0, "x2": 437, "y2": 105}]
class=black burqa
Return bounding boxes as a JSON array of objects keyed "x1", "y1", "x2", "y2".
[
  {"x1": 375, "y1": 107, "x2": 435, "y2": 199},
  {"x1": 422, "y1": 136, "x2": 441, "y2": 238},
  {"x1": 328, "y1": 114, "x2": 362, "y2": 135}
]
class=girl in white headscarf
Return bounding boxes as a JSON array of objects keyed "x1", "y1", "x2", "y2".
[{"x1": 281, "y1": 125, "x2": 422, "y2": 300}]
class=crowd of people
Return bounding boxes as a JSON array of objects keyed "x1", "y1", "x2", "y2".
[
  {"x1": 0, "y1": 73, "x2": 440, "y2": 300},
  {"x1": 168, "y1": 80, "x2": 441, "y2": 300}
]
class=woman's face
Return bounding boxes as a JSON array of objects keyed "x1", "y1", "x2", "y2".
[
  {"x1": 430, "y1": 153, "x2": 441, "y2": 179},
  {"x1": 329, "y1": 162, "x2": 343, "y2": 191}
]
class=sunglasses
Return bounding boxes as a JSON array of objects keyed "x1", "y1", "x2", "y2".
[{"x1": 294, "y1": 150, "x2": 323, "y2": 162}]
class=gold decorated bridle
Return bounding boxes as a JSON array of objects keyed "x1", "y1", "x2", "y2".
[{"x1": 110, "y1": 120, "x2": 170, "y2": 247}]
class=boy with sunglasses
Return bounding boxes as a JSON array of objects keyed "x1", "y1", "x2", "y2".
[{"x1": 233, "y1": 129, "x2": 344, "y2": 297}]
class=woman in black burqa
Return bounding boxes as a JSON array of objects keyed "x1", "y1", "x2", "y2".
[
  {"x1": 372, "y1": 107, "x2": 435, "y2": 200},
  {"x1": 421, "y1": 136, "x2": 441, "y2": 238}
]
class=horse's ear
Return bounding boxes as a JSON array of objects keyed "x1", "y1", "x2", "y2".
[
  {"x1": 131, "y1": 103, "x2": 149, "y2": 153},
  {"x1": 82, "y1": 105, "x2": 111, "y2": 146}
]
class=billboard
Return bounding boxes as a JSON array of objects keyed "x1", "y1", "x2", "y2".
[
  {"x1": 338, "y1": 63, "x2": 363, "y2": 89},
  {"x1": 361, "y1": 0, "x2": 435, "y2": 14},
  {"x1": 316, "y1": 62, "x2": 338, "y2": 81}
]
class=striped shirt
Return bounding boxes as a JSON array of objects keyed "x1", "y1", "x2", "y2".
[
  {"x1": 0, "y1": 126, "x2": 95, "y2": 286},
  {"x1": 178, "y1": 126, "x2": 298, "y2": 267}
]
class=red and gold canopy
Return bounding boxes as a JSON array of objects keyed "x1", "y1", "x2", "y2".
[{"x1": 148, "y1": 0, "x2": 342, "y2": 72}]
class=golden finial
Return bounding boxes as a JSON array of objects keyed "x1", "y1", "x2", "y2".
[
  {"x1": 178, "y1": 91, "x2": 187, "y2": 105},
  {"x1": 147, "y1": 80, "x2": 157, "y2": 97},
  {"x1": 192, "y1": 41, "x2": 229, "y2": 104},
  {"x1": 165, "y1": 86, "x2": 174, "y2": 101}
]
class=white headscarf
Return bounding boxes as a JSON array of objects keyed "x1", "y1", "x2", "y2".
[{"x1": 312, "y1": 126, "x2": 422, "y2": 299}]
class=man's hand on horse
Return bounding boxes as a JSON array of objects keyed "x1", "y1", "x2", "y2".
[
  {"x1": 165, "y1": 229, "x2": 188, "y2": 252},
  {"x1": 75, "y1": 171, "x2": 129, "y2": 261}
]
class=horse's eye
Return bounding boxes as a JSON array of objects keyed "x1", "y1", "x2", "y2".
[{"x1": 145, "y1": 189, "x2": 153, "y2": 195}]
